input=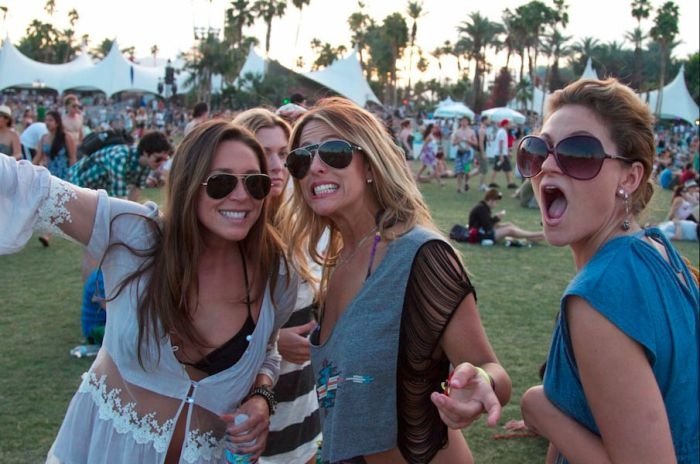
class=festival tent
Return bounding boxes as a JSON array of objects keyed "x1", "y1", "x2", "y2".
[
  {"x1": 303, "y1": 49, "x2": 381, "y2": 107},
  {"x1": 434, "y1": 101, "x2": 475, "y2": 120},
  {"x1": 437, "y1": 96, "x2": 456, "y2": 107},
  {"x1": 641, "y1": 65, "x2": 699, "y2": 125},
  {"x1": 579, "y1": 58, "x2": 600, "y2": 80},
  {"x1": 0, "y1": 39, "x2": 94, "y2": 93},
  {"x1": 233, "y1": 46, "x2": 267, "y2": 90},
  {"x1": 74, "y1": 41, "x2": 164, "y2": 96},
  {"x1": 481, "y1": 107, "x2": 526, "y2": 125}
]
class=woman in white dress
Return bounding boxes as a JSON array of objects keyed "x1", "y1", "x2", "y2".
[{"x1": 0, "y1": 120, "x2": 298, "y2": 463}]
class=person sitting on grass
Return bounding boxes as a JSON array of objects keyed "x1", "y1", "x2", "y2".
[{"x1": 467, "y1": 188, "x2": 545, "y2": 244}]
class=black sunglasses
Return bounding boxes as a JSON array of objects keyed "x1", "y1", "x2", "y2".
[
  {"x1": 517, "y1": 135, "x2": 631, "y2": 181},
  {"x1": 201, "y1": 173, "x2": 271, "y2": 200},
  {"x1": 286, "y1": 139, "x2": 363, "y2": 179}
]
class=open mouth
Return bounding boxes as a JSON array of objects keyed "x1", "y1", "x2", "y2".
[
  {"x1": 312, "y1": 183, "x2": 339, "y2": 197},
  {"x1": 542, "y1": 185, "x2": 567, "y2": 222}
]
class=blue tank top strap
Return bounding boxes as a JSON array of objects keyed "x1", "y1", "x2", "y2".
[{"x1": 644, "y1": 227, "x2": 696, "y2": 293}]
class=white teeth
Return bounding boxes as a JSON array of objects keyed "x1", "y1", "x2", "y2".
[
  {"x1": 220, "y1": 210, "x2": 246, "y2": 219},
  {"x1": 314, "y1": 184, "x2": 338, "y2": 195}
]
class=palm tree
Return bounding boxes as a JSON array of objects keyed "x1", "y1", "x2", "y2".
[
  {"x1": 151, "y1": 44, "x2": 159, "y2": 66},
  {"x1": 68, "y1": 8, "x2": 79, "y2": 27},
  {"x1": 252, "y1": 0, "x2": 287, "y2": 59},
  {"x1": 630, "y1": 0, "x2": 651, "y2": 89},
  {"x1": 292, "y1": 0, "x2": 311, "y2": 46},
  {"x1": 501, "y1": 9, "x2": 528, "y2": 80},
  {"x1": 650, "y1": 1, "x2": 680, "y2": 117},
  {"x1": 544, "y1": 30, "x2": 571, "y2": 95},
  {"x1": 457, "y1": 12, "x2": 504, "y2": 109},
  {"x1": 405, "y1": 1, "x2": 424, "y2": 101},
  {"x1": 347, "y1": 2, "x2": 372, "y2": 73},
  {"x1": 513, "y1": 1, "x2": 557, "y2": 111},
  {"x1": 44, "y1": 0, "x2": 55, "y2": 16},
  {"x1": 225, "y1": 0, "x2": 255, "y2": 49},
  {"x1": 382, "y1": 12, "x2": 409, "y2": 107}
]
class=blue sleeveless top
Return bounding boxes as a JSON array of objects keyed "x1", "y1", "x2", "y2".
[
  {"x1": 43, "y1": 142, "x2": 70, "y2": 180},
  {"x1": 544, "y1": 228, "x2": 699, "y2": 463}
]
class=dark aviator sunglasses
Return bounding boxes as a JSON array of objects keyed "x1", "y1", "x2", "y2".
[
  {"x1": 201, "y1": 173, "x2": 271, "y2": 200},
  {"x1": 285, "y1": 139, "x2": 363, "y2": 180},
  {"x1": 516, "y1": 134, "x2": 632, "y2": 181}
]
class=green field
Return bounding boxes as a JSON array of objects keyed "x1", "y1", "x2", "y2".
[{"x1": 0, "y1": 176, "x2": 697, "y2": 463}]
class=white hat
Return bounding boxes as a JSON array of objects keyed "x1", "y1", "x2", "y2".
[{"x1": 0, "y1": 105, "x2": 11, "y2": 117}]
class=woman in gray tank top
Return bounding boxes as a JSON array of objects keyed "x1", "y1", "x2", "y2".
[{"x1": 282, "y1": 98, "x2": 511, "y2": 464}]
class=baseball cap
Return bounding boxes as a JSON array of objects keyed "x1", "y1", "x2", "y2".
[
  {"x1": 0, "y1": 105, "x2": 11, "y2": 117},
  {"x1": 499, "y1": 119, "x2": 510, "y2": 127}
]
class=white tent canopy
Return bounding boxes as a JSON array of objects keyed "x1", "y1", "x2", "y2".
[
  {"x1": 580, "y1": 58, "x2": 600, "y2": 80},
  {"x1": 642, "y1": 65, "x2": 699, "y2": 124},
  {"x1": 233, "y1": 46, "x2": 266, "y2": 89},
  {"x1": 434, "y1": 101, "x2": 475, "y2": 120},
  {"x1": 0, "y1": 39, "x2": 187, "y2": 96},
  {"x1": 481, "y1": 107, "x2": 526, "y2": 125},
  {"x1": 0, "y1": 39, "x2": 94, "y2": 93},
  {"x1": 303, "y1": 49, "x2": 381, "y2": 107}
]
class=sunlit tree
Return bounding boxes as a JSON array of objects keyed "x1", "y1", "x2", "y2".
[
  {"x1": 252, "y1": 0, "x2": 287, "y2": 58},
  {"x1": 650, "y1": 0, "x2": 679, "y2": 116}
]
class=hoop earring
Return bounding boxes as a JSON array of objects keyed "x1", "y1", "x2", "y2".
[{"x1": 618, "y1": 188, "x2": 631, "y2": 231}]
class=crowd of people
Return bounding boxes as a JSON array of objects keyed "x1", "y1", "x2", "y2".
[{"x1": 0, "y1": 77, "x2": 698, "y2": 464}]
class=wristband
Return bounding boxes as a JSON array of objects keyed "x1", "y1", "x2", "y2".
[
  {"x1": 248, "y1": 385, "x2": 277, "y2": 415},
  {"x1": 474, "y1": 366, "x2": 495, "y2": 390}
]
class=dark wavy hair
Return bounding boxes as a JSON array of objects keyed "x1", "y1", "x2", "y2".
[{"x1": 46, "y1": 110, "x2": 68, "y2": 159}]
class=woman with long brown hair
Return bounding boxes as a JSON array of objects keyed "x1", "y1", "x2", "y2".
[{"x1": 0, "y1": 120, "x2": 298, "y2": 463}]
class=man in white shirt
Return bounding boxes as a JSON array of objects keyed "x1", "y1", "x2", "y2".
[
  {"x1": 489, "y1": 119, "x2": 516, "y2": 189},
  {"x1": 19, "y1": 121, "x2": 48, "y2": 162}
]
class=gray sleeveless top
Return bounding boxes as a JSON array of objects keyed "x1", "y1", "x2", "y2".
[{"x1": 310, "y1": 226, "x2": 474, "y2": 463}]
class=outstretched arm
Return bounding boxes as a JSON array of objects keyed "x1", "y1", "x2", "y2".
[
  {"x1": 0, "y1": 154, "x2": 98, "y2": 253},
  {"x1": 432, "y1": 292, "x2": 511, "y2": 428}
]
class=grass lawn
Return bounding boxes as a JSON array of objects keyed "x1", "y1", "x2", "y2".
[{"x1": 0, "y1": 170, "x2": 697, "y2": 463}]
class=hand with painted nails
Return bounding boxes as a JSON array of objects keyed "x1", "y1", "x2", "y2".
[{"x1": 430, "y1": 363, "x2": 501, "y2": 429}]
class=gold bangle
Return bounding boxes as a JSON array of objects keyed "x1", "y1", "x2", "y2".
[{"x1": 474, "y1": 366, "x2": 495, "y2": 390}]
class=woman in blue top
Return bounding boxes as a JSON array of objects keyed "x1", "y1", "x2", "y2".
[
  {"x1": 33, "y1": 110, "x2": 77, "y2": 246},
  {"x1": 517, "y1": 78, "x2": 699, "y2": 463}
]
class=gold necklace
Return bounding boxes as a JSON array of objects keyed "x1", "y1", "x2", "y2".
[{"x1": 334, "y1": 227, "x2": 378, "y2": 270}]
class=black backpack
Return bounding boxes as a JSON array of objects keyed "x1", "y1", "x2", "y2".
[{"x1": 77, "y1": 129, "x2": 133, "y2": 157}]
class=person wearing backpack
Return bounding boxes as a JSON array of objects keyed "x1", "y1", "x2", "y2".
[{"x1": 68, "y1": 130, "x2": 171, "y2": 201}]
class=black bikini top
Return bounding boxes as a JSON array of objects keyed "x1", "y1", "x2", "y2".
[{"x1": 183, "y1": 244, "x2": 256, "y2": 376}]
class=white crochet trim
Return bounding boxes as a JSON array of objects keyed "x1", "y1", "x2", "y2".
[
  {"x1": 79, "y1": 372, "x2": 175, "y2": 454},
  {"x1": 181, "y1": 428, "x2": 225, "y2": 463},
  {"x1": 36, "y1": 177, "x2": 77, "y2": 239}
]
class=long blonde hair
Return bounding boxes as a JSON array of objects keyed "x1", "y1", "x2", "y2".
[{"x1": 281, "y1": 98, "x2": 438, "y2": 303}]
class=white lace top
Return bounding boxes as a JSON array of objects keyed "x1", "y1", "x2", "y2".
[{"x1": 0, "y1": 156, "x2": 298, "y2": 463}]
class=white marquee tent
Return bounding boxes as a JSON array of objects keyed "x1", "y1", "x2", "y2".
[
  {"x1": 580, "y1": 58, "x2": 600, "y2": 81},
  {"x1": 641, "y1": 65, "x2": 699, "y2": 124},
  {"x1": 303, "y1": 49, "x2": 381, "y2": 107},
  {"x1": 233, "y1": 46, "x2": 266, "y2": 89}
]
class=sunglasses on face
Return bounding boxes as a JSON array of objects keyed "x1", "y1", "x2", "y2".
[
  {"x1": 201, "y1": 173, "x2": 271, "y2": 200},
  {"x1": 285, "y1": 139, "x2": 363, "y2": 179},
  {"x1": 516, "y1": 134, "x2": 631, "y2": 181}
]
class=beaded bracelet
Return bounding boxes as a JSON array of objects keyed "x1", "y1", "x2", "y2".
[{"x1": 247, "y1": 385, "x2": 277, "y2": 415}]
